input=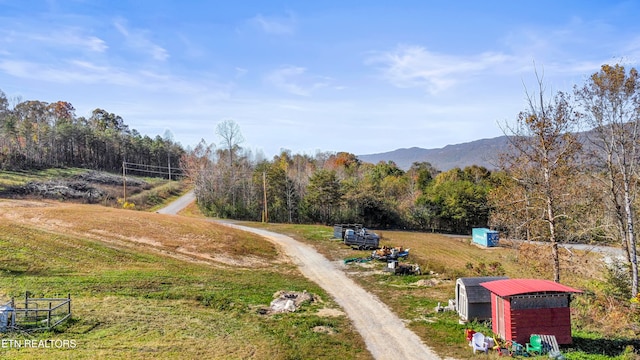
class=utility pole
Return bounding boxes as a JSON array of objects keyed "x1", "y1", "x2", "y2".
[
  {"x1": 122, "y1": 161, "x2": 127, "y2": 203},
  {"x1": 263, "y1": 171, "x2": 268, "y2": 223}
]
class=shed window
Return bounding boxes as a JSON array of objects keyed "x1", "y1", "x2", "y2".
[{"x1": 510, "y1": 293, "x2": 569, "y2": 310}]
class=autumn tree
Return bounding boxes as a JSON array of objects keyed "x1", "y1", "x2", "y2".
[
  {"x1": 488, "y1": 171, "x2": 531, "y2": 240},
  {"x1": 575, "y1": 64, "x2": 640, "y2": 297},
  {"x1": 273, "y1": 150, "x2": 301, "y2": 222},
  {"x1": 418, "y1": 166, "x2": 492, "y2": 234},
  {"x1": 305, "y1": 169, "x2": 341, "y2": 224},
  {"x1": 253, "y1": 153, "x2": 298, "y2": 223},
  {"x1": 0, "y1": 88, "x2": 185, "y2": 174},
  {"x1": 499, "y1": 75, "x2": 582, "y2": 283},
  {"x1": 181, "y1": 139, "x2": 216, "y2": 206}
]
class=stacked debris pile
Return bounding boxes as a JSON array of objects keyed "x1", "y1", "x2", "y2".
[
  {"x1": 261, "y1": 290, "x2": 316, "y2": 314},
  {"x1": 11, "y1": 171, "x2": 148, "y2": 202},
  {"x1": 344, "y1": 246, "x2": 411, "y2": 264},
  {"x1": 20, "y1": 180, "x2": 104, "y2": 201},
  {"x1": 371, "y1": 246, "x2": 410, "y2": 261},
  {"x1": 384, "y1": 260, "x2": 421, "y2": 275}
]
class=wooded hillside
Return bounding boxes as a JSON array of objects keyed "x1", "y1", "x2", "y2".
[{"x1": 0, "y1": 90, "x2": 184, "y2": 175}]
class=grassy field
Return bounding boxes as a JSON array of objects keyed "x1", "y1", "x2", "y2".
[
  {"x1": 0, "y1": 200, "x2": 370, "y2": 359},
  {"x1": 239, "y1": 222, "x2": 640, "y2": 359},
  {"x1": 0, "y1": 169, "x2": 638, "y2": 359}
]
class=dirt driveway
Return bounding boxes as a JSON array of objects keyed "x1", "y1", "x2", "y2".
[{"x1": 162, "y1": 192, "x2": 440, "y2": 360}]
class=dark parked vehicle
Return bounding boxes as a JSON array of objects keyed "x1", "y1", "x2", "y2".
[{"x1": 333, "y1": 224, "x2": 380, "y2": 250}]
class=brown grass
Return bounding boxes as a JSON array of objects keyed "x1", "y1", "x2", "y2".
[
  {"x1": 0, "y1": 199, "x2": 279, "y2": 268},
  {"x1": 0, "y1": 199, "x2": 370, "y2": 359},
  {"x1": 238, "y1": 222, "x2": 636, "y2": 358},
  {"x1": 2, "y1": 196, "x2": 632, "y2": 358}
]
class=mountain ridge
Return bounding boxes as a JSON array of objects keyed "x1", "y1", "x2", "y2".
[{"x1": 357, "y1": 136, "x2": 511, "y2": 171}]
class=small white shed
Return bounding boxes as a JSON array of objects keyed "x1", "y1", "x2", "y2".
[{"x1": 455, "y1": 276, "x2": 508, "y2": 323}]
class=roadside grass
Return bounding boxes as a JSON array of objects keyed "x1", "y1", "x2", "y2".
[
  {"x1": 238, "y1": 222, "x2": 639, "y2": 359},
  {"x1": 176, "y1": 198, "x2": 206, "y2": 218},
  {"x1": 0, "y1": 202, "x2": 370, "y2": 359},
  {"x1": 127, "y1": 180, "x2": 190, "y2": 211}
]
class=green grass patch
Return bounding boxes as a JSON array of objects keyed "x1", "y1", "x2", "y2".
[
  {"x1": 238, "y1": 222, "x2": 640, "y2": 359},
  {"x1": 127, "y1": 180, "x2": 189, "y2": 211},
  {"x1": 0, "y1": 211, "x2": 370, "y2": 359}
]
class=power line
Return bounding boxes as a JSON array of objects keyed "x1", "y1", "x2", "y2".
[
  {"x1": 123, "y1": 161, "x2": 184, "y2": 174},
  {"x1": 121, "y1": 161, "x2": 185, "y2": 203}
]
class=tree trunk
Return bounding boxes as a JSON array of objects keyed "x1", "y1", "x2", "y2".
[{"x1": 623, "y1": 176, "x2": 639, "y2": 297}]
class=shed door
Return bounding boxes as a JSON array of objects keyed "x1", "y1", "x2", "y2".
[
  {"x1": 495, "y1": 297, "x2": 505, "y2": 339},
  {"x1": 460, "y1": 288, "x2": 467, "y2": 320}
]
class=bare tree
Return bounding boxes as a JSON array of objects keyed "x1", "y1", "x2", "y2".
[
  {"x1": 575, "y1": 64, "x2": 640, "y2": 297},
  {"x1": 216, "y1": 119, "x2": 244, "y2": 168},
  {"x1": 215, "y1": 119, "x2": 244, "y2": 211},
  {"x1": 499, "y1": 72, "x2": 582, "y2": 283}
]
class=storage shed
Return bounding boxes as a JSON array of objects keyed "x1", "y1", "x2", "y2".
[
  {"x1": 480, "y1": 279, "x2": 582, "y2": 344},
  {"x1": 455, "y1": 276, "x2": 508, "y2": 323},
  {"x1": 472, "y1": 228, "x2": 499, "y2": 247}
]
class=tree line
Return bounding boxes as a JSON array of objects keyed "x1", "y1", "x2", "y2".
[
  {"x1": 182, "y1": 120, "x2": 497, "y2": 234},
  {"x1": 0, "y1": 90, "x2": 184, "y2": 175},
  {"x1": 184, "y1": 64, "x2": 640, "y2": 296}
]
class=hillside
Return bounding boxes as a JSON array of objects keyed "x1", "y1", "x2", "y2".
[
  {"x1": 0, "y1": 193, "x2": 636, "y2": 358},
  {"x1": 357, "y1": 136, "x2": 510, "y2": 171},
  {"x1": 0, "y1": 168, "x2": 188, "y2": 211},
  {"x1": 0, "y1": 200, "x2": 367, "y2": 359}
]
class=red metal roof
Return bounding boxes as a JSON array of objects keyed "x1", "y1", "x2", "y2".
[{"x1": 479, "y1": 279, "x2": 582, "y2": 297}]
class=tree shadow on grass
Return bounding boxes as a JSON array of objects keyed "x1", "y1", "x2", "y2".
[{"x1": 566, "y1": 336, "x2": 640, "y2": 357}]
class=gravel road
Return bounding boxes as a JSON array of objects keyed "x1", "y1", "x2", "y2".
[
  {"x1": 160, "y1": 191, "x2": 441, "y2": 360},
  {"x1": 156, "y1": 190, "x2": 196, "y2": 214}
]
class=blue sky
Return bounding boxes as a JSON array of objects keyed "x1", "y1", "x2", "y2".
[{"x1": 1, "y1": 1, "x2": 638, "y2": 158}]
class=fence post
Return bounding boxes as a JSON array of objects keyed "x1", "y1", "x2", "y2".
[
  {"x1": 24, "y1": 293, "x2": 28, "y2": 323},
  {"x1": 10, "y1": 297, "x2": 15, "y2": 328},
  {"x1": 47, "y1": 302, "x2": 51, "y2": 328},
  {"x1": 68, "y1": 294, "x2": 71, "y2": 319}
]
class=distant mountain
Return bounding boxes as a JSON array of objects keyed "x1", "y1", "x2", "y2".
[{"x1": 357, "y1": 136, "x2": 511, "y2": 171}]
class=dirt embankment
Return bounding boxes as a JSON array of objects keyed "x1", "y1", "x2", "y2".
[{"x1": 2, "y1": 171, "x2": 148, "y2": 202}]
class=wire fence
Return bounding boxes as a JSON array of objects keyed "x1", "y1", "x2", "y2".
[{"x1": 0, "y1": 294, "x2": 72, "y2": 332}]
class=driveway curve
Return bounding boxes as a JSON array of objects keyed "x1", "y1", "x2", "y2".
[
  {"x1": 156, "y1": 190, "x2": 196, "y2": 214},
  {"x1": 220, "y1": 222, "x2": 440, "y2": 360},
  {"x1": 159, "y1": 191, "x2": 440, "y2": 360}
]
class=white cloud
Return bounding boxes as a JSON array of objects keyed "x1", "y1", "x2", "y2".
[
  {"x1": 113, "y1": 18, "x2": 169, "y2": 61},
  {"x1": 367, "y1": 45, "x2": 514, "y2": 94},
  {"x1": 235, "y1": 67, "x2": 248, "y2": 78},
  {"x1": 266, "y1": 66, "x2": 309, "y2": 96},
  {"x1": 0, "y1": 58, "x2": 229, "y2": 98},
  {"x1": 0, "y1": 59, "x2": 135, "y2": 86},
  {"x1": 251, "y1": 13, "x2": 296, "y2": 35},
  {"x1": 0, "y1": 27, "x2": 107, "y2": 53},
  {"x1": 265, "y1": 66, "x2": 331, "y2": 96},
  {"x1": 85, "y1": 36, "x2": 108, "y2": 52}
]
